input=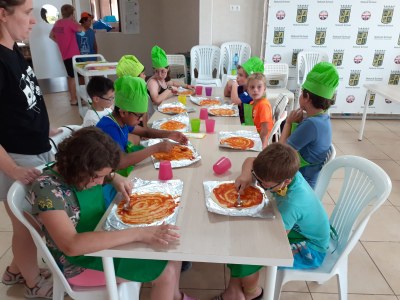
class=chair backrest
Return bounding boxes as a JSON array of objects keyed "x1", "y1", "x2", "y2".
[
  {"x1": 267, "y1": 110, "x2": 287, "y2": 145},
  {"x1": 167, "y1": 54, "x2": 187, "y2": 84},
  {"x1": 219, "y1": 42, "x2": 251, "y2": 77},
  {"x1": 264, "y1": 63, "x2": 289, "y2": 88},
  {"x1": 49, "y1": 125, "x2": 82, "y2": 156},
  {"x1": 322, "y1": 144, "x2": 336, "y2": 166},
  {"x1": 7, "y1": 181, "x2": 140, "y2": 300},
  {"x1": 190, "y1": 45, "x2": 221, "y2": 82},
  {"x1": 296, "y1": 51, "x2": 328, "y2": 86},
  {"x1": 314, "y1": 156, "x2": 392, "y2": 268},
  {"x1": 271, "y1": 94, "x2": 289, "y2": 122}
]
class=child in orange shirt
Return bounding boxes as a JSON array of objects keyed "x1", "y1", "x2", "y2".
[{"x1": 248, "y1": 73, "x2": 274, "y2": 148}]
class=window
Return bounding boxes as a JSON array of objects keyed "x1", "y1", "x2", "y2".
[{"x1": 91, "y1": 0, "x2": 120, "y2": 21}]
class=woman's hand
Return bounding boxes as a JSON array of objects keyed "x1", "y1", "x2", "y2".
[
  {"x1": 12, "y1": 166, "x2": 42, "y2": 185},
  {"x1": 167, "y1": 131, "x2": 188, "y2": 145},
  {"x1": 111, "y1": 173, "x2": 132, "y2": 201},
  {"x1": 139, "y1": 224, "x2": 180, "y2": 246},
  {"x1": 186, "y1": 84, "x2": 195, "y2": 90},
  {"x1": 286, "y1": 108, "x2": 304, "y2": 124},
  {"x1": 170, "y1": 86, "x2": 179, "y2": 94}
]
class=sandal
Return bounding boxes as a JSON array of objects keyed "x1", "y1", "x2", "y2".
[
  {"x1": 2, "y1": 267, "x2": 51, "y2": 285},
  {"x1": 24, "y1": 275, "x2": 53, "y2": 299}
]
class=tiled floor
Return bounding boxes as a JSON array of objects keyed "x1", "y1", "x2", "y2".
[{"x1": 1, "y1": 91, "x2": 400, "y2": 299}]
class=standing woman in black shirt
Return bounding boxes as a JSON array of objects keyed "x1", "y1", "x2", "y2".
[{"x1": 0, "y1": 0, "x2": 56, "y2": 297}]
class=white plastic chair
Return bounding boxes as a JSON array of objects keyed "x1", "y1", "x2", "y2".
[
  {"x1": 273, "y1": 155, "x2": 392, "y2": 300},
  {"x1": 219, "y1": 42, "x2": 251, "y2": 87},
  {"x1": 267, "y1": 94, "x2": 288, "y2": 144},
  {"x1": 268, "y1": 111, "x2": 287, "y2": 145},
  {"x1": 49, "y1": 125, "x2": 82, "y2": 156},
  {"x1": 295, "y1": 51, "x2": 329, "y2": 108},
  {"x1": 264, "y1": 63, "x2": 289, "y2": 88},
  {"x1": 7, "y1": 181, "x2": 141, "y2": 300},
  {"x1": 167, "y1": 54, "x2": 187, "y2": 84},
  {"x1": 190, "y1": 45, "x2": 222, "y2": 87},
  {"x1": 323, "y1": 144, "x2": 336, "y2": 166}
]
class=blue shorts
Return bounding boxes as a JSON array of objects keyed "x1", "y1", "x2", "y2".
[{"x1": 280, "y1": 241, "x2": 326, "y2": 270}]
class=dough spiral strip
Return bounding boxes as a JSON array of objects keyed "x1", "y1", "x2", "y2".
[
  {"x1": 220, "y1": 137, "x2": 255, "y2": 150},
  {"x1": 212, "y1": 183, "x2": 263, "y2": 208}
]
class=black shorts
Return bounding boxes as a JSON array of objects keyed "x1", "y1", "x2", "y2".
[{"x1": 63, "y1": 58, "x2": 75, "y2": 78}]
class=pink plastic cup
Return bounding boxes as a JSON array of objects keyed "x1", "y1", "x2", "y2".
[
  {"x1": 205, "y1": 119, "x2": 216, "y2": 133},
  {"x1": 205, "y1": 86, "x2": 212, "y2": 96},
  {"x1": 213, "y1": 157, "x2": 232, "y2": 175},
  {"x1": 158, "y1": 161, "x2": 173, "y2": 180},
  {"x1": 199, "y1": 108, "x2": 208, "y2": 120},
  {"x1": 195, "y1": 85, "x2": 203, "y2": 96}
]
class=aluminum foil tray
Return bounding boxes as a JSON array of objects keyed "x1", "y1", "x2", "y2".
[
  {"x1": 103, "y1": 178, "x2": 183, "y2": 230},
  {"x1": 152, "y1": 112, "x2": 189, "y2": 132},
  {"x1": 177, "y1": 87, "x2": 195, "y2": 96},
  {"x1": 207, "y1": 104, "x2": 239, "y2": 117},
  {"x1": 148, "y1": 138, "x2": 201, "y2": 169},
  {"x1": 203, "y1": 180, "x2": 274, "y2": 218},
  {"x1": 158, "y1": 102, "x2": 187, "y2": 115},
  {"x1": 218, "y1": 130, "x2": 262, "y2": 152}
]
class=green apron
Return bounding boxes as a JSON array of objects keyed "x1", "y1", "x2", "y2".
[
  {"x1": 116, "y1": 141, "x2": 145, "y2": 177},
  {"x1": 47, "y1": 166, "x2": 167, "y2": 282}
]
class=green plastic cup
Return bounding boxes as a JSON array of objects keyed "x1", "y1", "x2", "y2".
[{"x1": 190, "y1": 118, "x2": 201, "y2": 133}]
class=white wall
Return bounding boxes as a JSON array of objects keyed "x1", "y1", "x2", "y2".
[
  {"x1": 96, "y1": 0, "x2": 199, "y2": 73},
  {"x1": 210, "y1": 0, "x2": 264, "y2": 56}
]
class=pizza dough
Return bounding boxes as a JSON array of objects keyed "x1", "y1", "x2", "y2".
[
  {"x1": 211, "y1": 183, "x2": 263, "y2": 208},
  {"x1": 160, "y1": 120, "x2": 186, "y2": 130},
  {"x1": 208, "y1": 108, "x2": 235, "y2": 116},
  {"x1": 161, "y1": 107, "x2": 186, "y2": 114},
  {"x1": 199, "y1": 99, "x2": 221, "y2": 106},
  {"x1": 220, "y1": 137, "x2": 255, "y2": 150},
  {"x1": 117, "y1": 193, "x2": 178, "y2": 224},
  {"x1": 153, "y1": 145, "x2": 194, "y2": 161}
]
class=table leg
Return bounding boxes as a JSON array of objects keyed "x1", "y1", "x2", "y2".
[
  {"x1": 358, "y1": 90, "x2": 370, "y2": 141},
  {"x1": 102, "y1": 257, "x2": 119, "y2": 300},
  {"x1": 264, "y1": 266, "x2": 277, "y2": 300}
]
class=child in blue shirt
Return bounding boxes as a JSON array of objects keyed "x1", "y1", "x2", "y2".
[
  {"x1": 224, "y1": 56, "x2": 264, "y2": 124},
  {"x1": 76, "y1": 12, "x2": 97, "y2": 60},
  {"x1": 215, "y1": 143, "x2": 330, "y2": 300},
  {"x1": 279, "y1": 62, "x2": 339, "y2": 188}
]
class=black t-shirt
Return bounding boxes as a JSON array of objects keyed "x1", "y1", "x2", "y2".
[{"x1": 0, "y1": 43, "x2": 50, "y2": 155}]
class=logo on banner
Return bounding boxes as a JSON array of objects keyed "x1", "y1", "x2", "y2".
[
  {"x1": 361, "y1": 11, "x2": 371, "y2": 21},
  {"x1": 349, "y1": 70, "x2": 361, "y2": 86},
  {"x1": 319, "y1": 10, "x2": 328, "y2": 20},
  {"x1": 385, "y1": 99, "x2": 392, "y2": 104},
  {"x1": 296, "y1": 5, "x2": 308, "y2": 23},
  {"x1": 353, "y1": 55, "x2": 363, "y2": 64},
  {"x1": 346, "y1": 95, "x2": 355, "y2": 103},
  {"x1": 315, "y1": 27, "x2": 326, "y2": 45},
  {"x1": 276, "y1": 10, "x2": 286, "y2": 20},
  {"x1": 368, "y1": 93, "x2": 376, "y2": 106},
  {"x1": 291, "y1": 49, "x2": 302, "y2": 66},
  {"x1": 356, "y1": 28, "x2": 368, "y2": 45},
  {"x1": 395, "y1": 55, "x2": 400, "y2": 64},
  {"x1": 381, "y1": 6, "x2": 394, "y2": 24},
  {"x1": 372, "y1": 50, "x2": 385, "y2": 67},
  {"x1": 273, "y1": 27, "x2": 285, "y2": 44},
  {"x1": 388, "y1": 71, "x2": 400, "y2": 85},
  {"x1": 332, "y1": 50, "x2": 344, "y2": 66},
  {"x1": 339, "y1": 5, "x2": 351, "y2": 23},
  {"x1": 272, "y1": 54, "x2": 282, "y2": 63}
]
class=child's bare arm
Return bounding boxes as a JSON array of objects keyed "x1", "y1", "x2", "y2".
[
  {"x1": 235, "y1": 157, "x2": 256, "y2": 193},
  {"x1": 259, "y1": 122, "x2": 270, "y2": 149},
  {"x1": 229, "y1": 81, "x2": 242, "y2": 105}
]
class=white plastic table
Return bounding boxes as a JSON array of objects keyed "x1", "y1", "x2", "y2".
[
  {"x1": 88, "y1": 122, "x2": 293, "y2": 300},
  {"x1": 358, "y1": 84, "x2": 400, "y2": 141}
]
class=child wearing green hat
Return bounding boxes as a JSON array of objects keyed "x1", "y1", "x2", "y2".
[
  {"x1": 147, "y1": 45, "x2": 194, "y2": 106},
  {"x1": 97, "y1": 76, "x2": 188, "y2": 177},
  {"x1": 224, "y1": 56, "x2": 265, "y2": 123},
  {"x1": 280, "y1": 62, "x2": 339, "y2": 188}
]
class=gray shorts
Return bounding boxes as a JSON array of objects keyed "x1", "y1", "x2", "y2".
[{"x1": 0, "y1": 151, "x2": 53, "y2": 200}]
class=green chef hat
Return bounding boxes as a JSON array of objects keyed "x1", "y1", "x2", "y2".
[
  {"x1": 114, "y1": 76, "x2": 148, "y2": 113},
  {"x1": 151, "y1": 45, "x2": 168, "y2": 69},
  {"x1": 116, "y1": 55, "x2": 145, "y2": 78},
  {"x1": 241, "y1": 56, "x2": 264, "y2": 75},
  {"x1": 302, "y1": 62, "x2": 339, "y2": 99}
]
